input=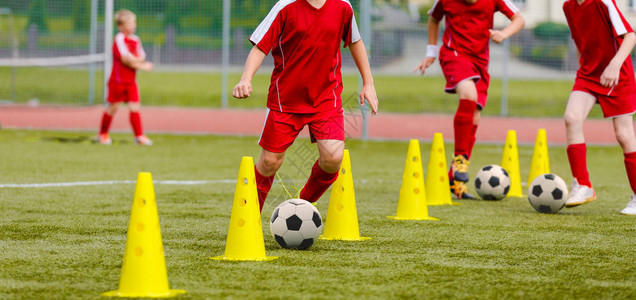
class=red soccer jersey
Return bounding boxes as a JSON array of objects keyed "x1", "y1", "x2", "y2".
[
  {"x1": 109, "y1": 32, "x2": 146, "y2": 85},
  {"x1": 250, "y1": 0, "x2": 361, "y2": 113},
  {"x1": 428, "y1": 0, "x2": 519, "y2": 62},
  {"x1": 564, "y1": 0, "x2": 636, "y2": 95}
]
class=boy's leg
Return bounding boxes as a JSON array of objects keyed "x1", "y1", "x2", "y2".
[
  {"x1": 128, "y1": 102, "x2": 143, "y2": 136},
  {"x1": 449, "y1": 79, "x2": 478, "y2": 199},
  {"x1": 98, "y1": 103, "x2": 118, "y2": 144},
  {"x1": 255, "y1": 149, "x2": 286, "y2": 211},
  {"x1": 467, "y1": 108, "x2": 481, "y2": 160},
  {"x1": 299, "y1": 139, "x2": 344, "y2": 203},
  {"x1": 100, "y1": 103, "x2": 118, "y2": 134},
  {"x1": 564, "y1": 91, "x2": 596, "y2": 207},
  {"x1": 612, "y1": 114, "x2": 636, "y2": 215}
]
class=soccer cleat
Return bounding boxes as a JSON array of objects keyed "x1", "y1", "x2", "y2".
[
  {"x1": 450, "y1": 180, "x2": 476, "y2": 200},
  {"x1": 97, "y1": 133, "x2": 112, "y2": 145},
  {"x1": 134, "y1": 135, "x2": 153, "y2": 146},
  {"x1": 452, "y1": 155, "x2": 470, "y2": 182},
  {"x1": 620, "y1": 194, "x2": 636, "y2": 215},
  {"x1": 565, "y1": 179, "x2": 596, "y2": 207}
]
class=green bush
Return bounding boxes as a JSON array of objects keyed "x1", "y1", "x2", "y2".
[
  {"x1": 533, "y1": 22, "x2": 570, "y2": 42},
  {"x1": 27, "y1": 0, "x2": 48, "y2": 33},
  {"x1": 71, "y1": 0, "x2": 89, "y2": 32}
]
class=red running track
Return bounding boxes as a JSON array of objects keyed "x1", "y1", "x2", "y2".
[{"x1": 0, "y1": 105, "x2": 622, "y2": 145}]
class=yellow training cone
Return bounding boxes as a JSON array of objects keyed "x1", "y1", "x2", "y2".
[
  {"x1": 426, "y1": 133, "x2": 458, "y2": 206},
  {"x1": 501, "y1": 130, "x2": 524, "y2": 197},
  {"x1": 102, "y1": 172, "x2": 186, "y2": 298},
  {"x1": 527, "y1": 129, "x2": 551, "y2": 184},
  {"x1": 212, "y1": 156, "x2": 277, "y2": 261},
  {"x1": 321, "y1": 150, "x2": 370, "y2": 241},
  {"x1": 388, "y1": 140, "x2": 437, "y2": 221}
]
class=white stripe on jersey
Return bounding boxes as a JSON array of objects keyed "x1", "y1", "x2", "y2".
[
  {"x1": 502, "y1": 0, "x2": 520, "y2": 14},
  {"x1": 601, "y1": 0, "x2": 628, "y2": 36},
  {"x1": 131, "y1": 34, "x2": 146, "y2": 59},
  {"x1": 114, "y1": 33, "x2": 131, "y2": 57},
  {"x1": 339, "y1": 0, "x2": 362, "y2": 43},
  {"x1": 250, "y1": 0, "x2": 297, "y2": 45},
  {"x1": 428, "y1": 0, "x2": 440, "y2": 15}
]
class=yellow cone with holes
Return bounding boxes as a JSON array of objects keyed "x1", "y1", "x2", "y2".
[
  {"x1": 321, "y1": 150, "x2": 370, "y2": 241},
  {"x1": 528, "y1": 129, "x2": 551, "y2": 184},
  {"x1": 102, "y1": 172, "x2": 185, "y2": 298},
  {"x1": 501, "y1": 130, "x2": 524, "y2": 197},
  {"x1": 426, "y1": 133, "x2": 458, "y2": 206},
  {"x1": 212, "y1": 156, "x2": 277, "y2": 261},
  {"x1": 388, "y1": 140, "x2": 437, "y2": 220}
]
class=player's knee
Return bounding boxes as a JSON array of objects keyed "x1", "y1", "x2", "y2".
[
  {"x1": 260, "y1": 154, "x2": 284, "y2": 173},
  {"x1": 563, "y1": 112, "x2": 583, "y2": 129},
  {"x1": 320, "y1": 153, "x2": 343, "y2": 172},
  {"x1": 106, "y1": 105, "x2": 118, "y2": 115},
  {"x1": 615, "y1": 127, "x2": 635, "y2": 148}
]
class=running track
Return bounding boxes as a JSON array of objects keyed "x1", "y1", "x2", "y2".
[{"x1": 0, "y1": 105, "x2": 622, "y2": 145}]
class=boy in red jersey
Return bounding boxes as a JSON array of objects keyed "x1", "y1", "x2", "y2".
[
  {"x1": 414, "y1": 0, "x2": 525, "y2": 199},
  {"x1": 233, "y1": 0, "x2": 378, "y2": 211},
  {"x1": 97, "y1": 9, "x2": 153, "y2": 146},
  {"x1": 563, "y1": 0, "x2": 636, "y2": 215}
]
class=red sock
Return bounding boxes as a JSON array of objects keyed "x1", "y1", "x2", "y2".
[
  {"x1": 467, "y1": 124, "x2": 479, "y2": 160},
  {"x1": 299, "y1": 160, "x2": 339, "y2": 203},
  {"x1": 255, "y1": 165, "x2": 275, "y2": 212},
  {"x1": 567, "y1": 143, "x2": 591, "y2": 187},
  {"x1": 624, "y1": 152, "x2": 636, "y2": 194},
  {"x1": 99, "y1": 112, "x2": 113, "y2": 135},
  {"x1": 129, "y1": 112, "x2": 143, "y2": 137},
  {"x1": 453, "y1": 99, "x2": 477, "y2": 157}
]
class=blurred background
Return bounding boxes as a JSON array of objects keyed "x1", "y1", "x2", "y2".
[{"x1": 1, "y1": 0, "x2": 635, "y2": 119}]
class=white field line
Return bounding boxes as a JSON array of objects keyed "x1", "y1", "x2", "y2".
[{"x1": 0, "y1": 179, "x2": 392, "y2": 188}]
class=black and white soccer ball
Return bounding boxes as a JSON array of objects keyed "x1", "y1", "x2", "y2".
[
  {"x1": 270, "y1": 199, "x2": 323, "y2": 250},
  {"x1": 474, "y1": 165, "x2": 511, "y2": 200},
  {"x1": 528, "y1": 174, "x2": 568, "y2": 214}
]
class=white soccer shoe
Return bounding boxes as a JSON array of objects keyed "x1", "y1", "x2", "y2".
[
  {"x1": 620, "y1": 194, "x2": 636, "y2": 215},
  {"x1": 134, "y1": 135, "x2": 153, "y2": 146},
  {"x1": 565, "y1": 179, "x2": 596, "y2": 207}
]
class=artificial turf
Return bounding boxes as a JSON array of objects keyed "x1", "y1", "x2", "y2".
[{"x1": 0, "y1": 129, "x2": 634, "y2": 299}]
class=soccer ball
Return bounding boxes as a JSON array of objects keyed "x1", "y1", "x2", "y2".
[
  {"x1": 474, "y1": 165, "x2": 511, "y2": 200},
  {"x1": 528, "y1": 174, "x2": 568, "y2": 214},
  {"x1": 270, "y1": 199, "x2": 323, "y2": 249}
]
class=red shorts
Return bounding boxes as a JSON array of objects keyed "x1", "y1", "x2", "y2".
[
  {"x1": 107, "y1": 82, "x2": 139, "y2": 103},
  {"x1": 439, "y1": 47, "x2": 490, "y2": 108},
  {"x1": 572, "y1": 79, "x2": 636, "y2": 118},
  {"x1": 259, "y1": 108, "x2": 345, "y2": 153}
]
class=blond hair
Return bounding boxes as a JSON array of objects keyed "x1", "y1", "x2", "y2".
[{"x1": 115, "y1": 9, "x2": 136, "y2": 26}]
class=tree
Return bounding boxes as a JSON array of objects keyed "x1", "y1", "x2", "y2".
[
  {"x1": 72, "y1": 0, "x2": 89, "y2": 32},
  {"x1": 27, "y1": 0, "x2": 48, "y2": 33}
]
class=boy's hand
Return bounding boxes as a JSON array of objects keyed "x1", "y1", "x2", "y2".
[
  {"x1": 601, "y1": 61, "x2": 621, "y2": 88},
  {"x1": 233, "y1": 80, "x2": 253, "y2": 99},
  {"x1": 138, "y1": 61, "x2": 153, "y2": 72},
  {"x1": 414, "y1": 57, "x2": 436, "y2": 75},
  {"x1": 489, "y1": 29, "x2": 507, "y2": 44},
  {"x1": 360, "y1": 84, "x2": 378, "y2": 115}
]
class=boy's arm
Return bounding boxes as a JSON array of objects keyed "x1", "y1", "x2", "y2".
[
  {"x1": 414, "y1": 16, "x2": 441, "y2": 75},
  {"x1": 601, "y1": 32, "x2": 636, "y2": 88},
  {"x1": 490, "y1": 13, "x2": 525, "y2": 44},
  {"x1": 233, "y1": 46, "x2": 267, "y2": 99},
  {"x1": 349, "y1": 40, "x2": 378, "y2": 115},
  {"x1": 121, "y1": 55, "x2": 153, "y2": 71}
]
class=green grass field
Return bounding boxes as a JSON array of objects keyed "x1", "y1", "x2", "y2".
[
  {"x1": 0, "y1": 68, "x2": 606, "y2": 119},
  {"x1": 1, "y1": 129, "x2": 634, "y2": 299}
]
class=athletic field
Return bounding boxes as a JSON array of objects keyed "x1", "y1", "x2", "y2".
[{"x1": 1, "y1": 130, "x2": 634, "y2": 299}]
